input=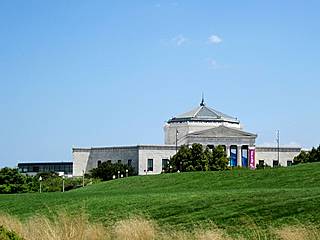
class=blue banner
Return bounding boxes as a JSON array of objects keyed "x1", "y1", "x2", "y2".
[
  {"x1": 230, "y1": 147, "x2": 237, "y2": 166},
  {"x1": 242, "y1": 148, "x2": 248, "y2": 167}
]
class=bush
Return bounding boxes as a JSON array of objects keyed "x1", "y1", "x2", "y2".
[
  {"x1": 0, "y1": 226, "x2": 23, "y2": 240},
  {"x1": 90, "y1": 162, "x2": 135, "y2": 181},
  {"x1": 0, "y1": 168, "x2": 33, "y2": 194}
]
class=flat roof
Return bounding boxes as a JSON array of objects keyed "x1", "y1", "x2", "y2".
[
  {"x1": 73, "y1": 144, "x2": 178, "y2": 152},
  {"x1": 18, "y1": 162, "x2": 73, "y2": 166}
]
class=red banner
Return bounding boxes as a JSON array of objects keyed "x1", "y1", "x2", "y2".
[{"x1": 249, "y1": 147, "x2": 255, "y2": 169}]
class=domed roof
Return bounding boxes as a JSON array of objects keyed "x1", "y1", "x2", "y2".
[{"x1": 168, "y1": 99, "x2": 239, "y2": 124}]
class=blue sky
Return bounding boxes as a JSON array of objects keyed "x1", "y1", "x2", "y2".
[{"x1": 0, "y1": 1, "x2": 319, "y2": 167}]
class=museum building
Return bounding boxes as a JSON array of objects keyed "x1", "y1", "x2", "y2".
[{"x1": 73, "y1": 99, "x2": 301, "y2": 176}]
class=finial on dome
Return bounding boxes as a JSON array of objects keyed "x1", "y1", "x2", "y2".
[{"x1": 200, "y1": 93, "x2": 205, "y2": 106}]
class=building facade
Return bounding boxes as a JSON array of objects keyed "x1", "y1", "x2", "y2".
[
  {"x1": 73, "y1": 100, "x2": 301, "y2": 176},
  {"x1": 18, "y1": 162, "x2": 73, "y2": 176}
]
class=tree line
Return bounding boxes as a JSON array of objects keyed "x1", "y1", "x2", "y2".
[
  {"x1": 0, "y1": 168, "x2": 90, "y2": 194},
  {"x1": 293, "y1": 145, "x2": 320, "y2": 165}
]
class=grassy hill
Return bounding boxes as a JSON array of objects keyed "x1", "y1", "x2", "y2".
[{"x1": 1, "y1": 163, "x2": 320, "y2": 235}]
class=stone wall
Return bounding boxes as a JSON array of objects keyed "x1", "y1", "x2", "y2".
[
  {"x1": 73, "y1": 145, "x2": 302, "y2": 177},
  {"x1": 137, "y1": 145, "x2": 177, "y2": 175},
  {"x1": 73, "y1": 145, "x2": 177, "y2": 176},
  {"x1": 72, "y1": 148, "x2": 91, "y2": 176},
  {"x1": 255, "y1": 147, "x2": 301, "y2": 167},
  {"x1": 73, "y1": 146, "x2": 139, "y2": 176}
]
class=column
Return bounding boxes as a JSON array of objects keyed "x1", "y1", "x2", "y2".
[
  {"x1": 237, "y1": 145, "x2": 242, "y2": 167},
  {"x1": 226, "y1": 145, "x2": 230, "y2": 158},
  {"x1": 226, "y1": 145, "x2": 230, "y2": 166}
]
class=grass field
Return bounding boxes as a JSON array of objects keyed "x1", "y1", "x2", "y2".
[{"x1": 1, "y1": 163, "x2": 320, "y2": 237}]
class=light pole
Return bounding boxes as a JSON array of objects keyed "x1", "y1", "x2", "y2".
[
  {"x1": 125, "y1": 169, "x2": 128, "y2": 177},
  {"x1": 82, "y1": 170, "x2": 85, "y2": 187},
  {"x1": 276, "y1": 130, "x2": 280, "y2": 166},
  {"x1": 39, "y1": 176, "x2": 42, "y2": 193},
  {"x1": 117, "y1": 170, "x2": 120, "y2": 179},
  {"x1": 62, "y1": 175, "x2": 65, "y2": 193}
]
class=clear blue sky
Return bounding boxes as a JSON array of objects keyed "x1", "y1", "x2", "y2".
[{"x1": 1, "y1": 1, "x2": 319, "y2": 167}]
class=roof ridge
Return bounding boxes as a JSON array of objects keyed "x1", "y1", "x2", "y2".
[
  {"x1": 190, "y1": 125, "x2": 257, "y2": 136},
  {"x1": 193, "y1": 105, "x2": 203, "y2": 117}
]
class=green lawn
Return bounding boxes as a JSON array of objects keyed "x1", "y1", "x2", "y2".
[{"x1": 1, "y1": 163, "x2": 320, "y2": 235}]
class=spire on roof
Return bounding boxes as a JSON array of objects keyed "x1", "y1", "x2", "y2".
[{"x1": 200, "y1": 93, "x2": 205, "y2": 106}]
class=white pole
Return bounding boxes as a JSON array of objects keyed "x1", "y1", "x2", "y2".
[
  {"x1": 62, "y1": 175, "x2": 65, "y2": 193},
  {"x1": 39, "y1": 176, "x2": 42, "y2": 193}
]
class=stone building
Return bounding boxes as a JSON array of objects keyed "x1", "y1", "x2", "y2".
[{"x1": 72, "y1": 99, "x2": 301, "y2": 176}]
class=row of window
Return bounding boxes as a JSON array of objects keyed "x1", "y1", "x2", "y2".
[
  {"x1": 19, "y1": 165, "x2": 72, "y2": 174},
  {"x1": 147, "y1": 159, "x2": 169, "y2": 172},
  {"x1": 258, "y1": 160, "x2": 293, "y2": 167}
]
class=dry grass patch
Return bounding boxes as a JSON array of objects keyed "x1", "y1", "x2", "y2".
[
  {"x1": 195, "y1": 229, "x2": 231, "y2": 240},
  {"x1": 275, "y1": 225, "x2": 320, "y2": 240},
  {"x1": 113, "y1": 216, "x2": 156, "y2": 240},
  {"x1": 2, "y1": 211, "x2": 320, "y2": 240},
  {"x1": 0, "y1": 211, "x2": 110, "y2": 240},
  {"x1": 0, "y1": 213, "x2": 24, "y2": 237}
]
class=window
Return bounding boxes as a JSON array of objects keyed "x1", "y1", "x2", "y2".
[
  {"x1": 33, "y1": 166, "x2": 39, "y2": 172},
  {"x1": 147, "y1": 159, "x2": 153, "y2": 171},
  {"x1": 273, "y1": 160, "x2": 279, "y2": 167},
  {"x1": 54, "y1": 165, "x2": 60, "y2": 171},
  {"x1": 127, "y1": 159, "x2": 132, "y2": 167},
  {"x1": 258, "y1": 160, "x2": 264, "y2": 167},
  {"x1": 162, "y1": 159, "x2": 169, "y2": 170},
  {"x1": 118, "y1": 160, "x2": 122, "y2": 164},
  {"x1": 97, "y1": 160, "x2": 102, "y2": 167},
  {"x1": 287, "y1": 160, "x2": 293, "y2": 166}
]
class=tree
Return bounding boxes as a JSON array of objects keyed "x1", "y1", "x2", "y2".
[
  {"x1": 90, "y1": 162, "x2": 135, "y2": 181},
  {"x1": 168, "y1": 144, "x2": 229, "y2": 172},
  {"x1": 190, "y1": 143, "x2": 208, "y2": 171},
  {"x1": 0, "y1": 167, "x2": 29, "y2": 193},
  {"x1": 209, "y1": 145, "x2": 229, "y2": 171},
  {"x1": 293, "y1": 145, "x2": 320, "y2": 165},
  {"x1": 169, "y1": 145, "x2": 191, "y2": 172},
  {"x1": 293, "y1": 150, "x2": 309, "y2": 165}
]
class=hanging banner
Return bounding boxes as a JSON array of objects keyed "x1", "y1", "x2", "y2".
[
  {"x1": 230, "y1": 147, "x2": 237, "y2": 167},
  {"x1": 249, "y1": 147, "x2": 255, "y2": 169},
  {"x1": 242, "y1": 148, "x2": 248, "y2": 167}
]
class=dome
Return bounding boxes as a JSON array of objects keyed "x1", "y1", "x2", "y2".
[{"x1": 167, "y1": 100, "x2": 239, "y2": 124}]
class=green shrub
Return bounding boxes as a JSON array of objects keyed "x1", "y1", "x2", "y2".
[
  {"x1": 0, "y1": 226, "x2": 23, "y2": 240},
  {"x1": 90, "y1": 162, "x2": 135, "y2": 181}
]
